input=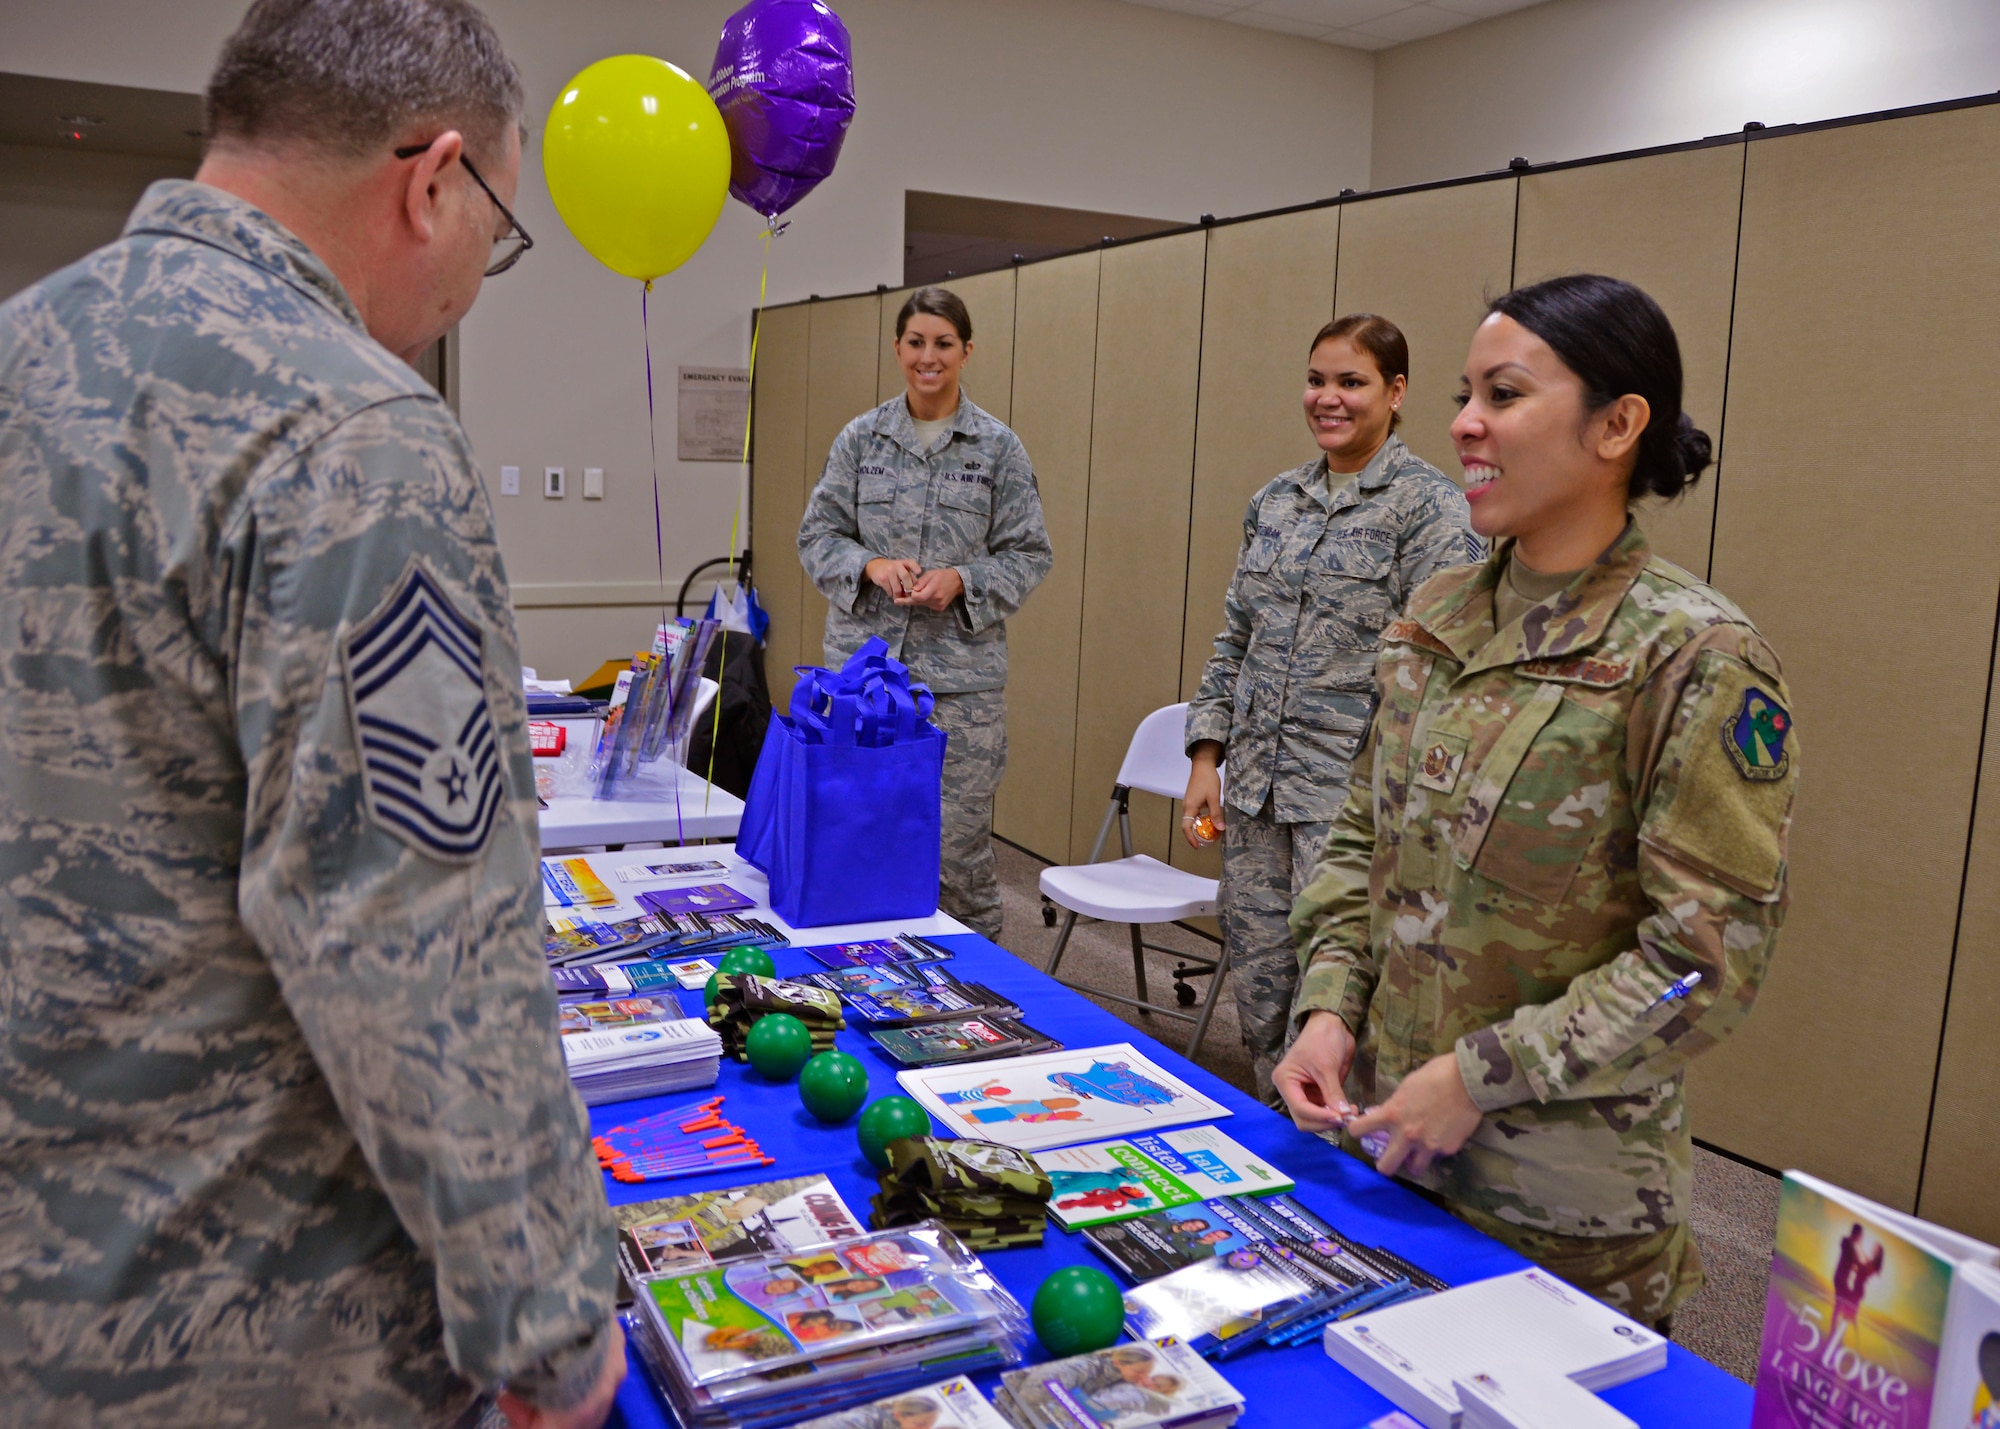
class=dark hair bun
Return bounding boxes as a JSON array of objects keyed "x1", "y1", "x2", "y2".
[
  {"x1": 1674, "y1": 412, "x2": 1713, "y2": 483},
  {"x1": 1489, "y1": 274, "x2": 1708, "y2": 503}
]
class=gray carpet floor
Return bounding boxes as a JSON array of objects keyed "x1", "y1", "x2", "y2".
[{"x1": 989, "y1": 837, "x2": 1779, "y2": 1382}]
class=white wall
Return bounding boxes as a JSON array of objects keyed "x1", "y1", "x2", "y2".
[
  {"x1": 0, "y1": 0, "x2": 1372, "y2": 681},
  {"x1": 1372, "y1": 0, "x2": 2000, "y2": 188}
]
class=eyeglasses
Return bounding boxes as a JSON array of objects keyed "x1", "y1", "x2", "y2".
[{"x1": 394, "y1": 143, "x2": 533, "y2": 276}]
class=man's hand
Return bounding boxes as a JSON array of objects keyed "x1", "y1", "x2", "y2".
[
  {"x1": 1181, "y1": 743, "x2": 1225, "y2": 849},
  {"x1": 498, "y1": 1322, "x2": 627, "y2": 1429},
  {"x1": 1272, "y1": 1010, "x2": 1359, "y2": 1134},
  {"x1": 897, "y1": 566, "x2": 964, "y2": 611},
  {"x1": 1347, "y1": 1052, "x2": 1483, "y2": 1179},
  {"x1": 865, "y1": 557, "x2": 922, "y2": 600}
]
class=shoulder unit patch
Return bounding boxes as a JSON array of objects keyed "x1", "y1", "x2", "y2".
[
  {"x1": 1724, "y1": 685, "x2": 1792, "y2": 781},
  {"x1": 341, "y1": 560, "x2": 503, "y2": 861}
]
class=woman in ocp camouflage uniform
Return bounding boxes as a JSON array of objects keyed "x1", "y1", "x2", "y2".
[
  {"x1": 1276, "y1": 275, "x2": 1800, "y2": 1329},
  {"x1": 1182, "y1": 314, "x2": 1478, "y2": 1105},
  {"x1": 798, "y1": 287, "x2": 1052, "y2": 942}
]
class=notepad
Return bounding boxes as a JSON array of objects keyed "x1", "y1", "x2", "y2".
[
  {"x1": 1453, "y1": 1362, "x2": 1636, "y2": 1429},
  {"x1": 1323, "y1": 1268, "x2": 1665, "y2": 1429}
]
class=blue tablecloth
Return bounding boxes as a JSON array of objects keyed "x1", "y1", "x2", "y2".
[{"x1": 603, "y1": 932, "x2": 1750, "y2": 1428}]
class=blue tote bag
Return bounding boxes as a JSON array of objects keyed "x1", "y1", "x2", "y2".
[{"x1": 737, "y1": 639, "x2": 946, "y2": 928}]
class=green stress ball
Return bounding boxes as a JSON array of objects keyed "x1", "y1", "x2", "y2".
[
  {"x1": 703, "y1": 972, "x2": 722, "y2": 1007},
  {"x1": 798, "y1": 1051, "x2": 870, "y2": 1123},
  {"x1": 717, "y1": 945, "x2": 774, "y2": 979},
  {"x1": 745, "y1": 1014, "x2": 813, "y2": 1080},
  {"x1": 857, "y1": 1096, "x2": 933, "y2": 1169},
  {"x1": 1031, "y1": 1266, "x2": 1126, "y2": 1357}
]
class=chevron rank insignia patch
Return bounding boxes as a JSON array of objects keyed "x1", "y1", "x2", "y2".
[{"x1": 341, "y1": 560, "x2": 503, "y2": 862}]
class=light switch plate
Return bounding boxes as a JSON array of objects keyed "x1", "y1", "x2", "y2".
[
  {"x1": 544, "y1": 466, "x2": 565, "y2": 499},
  {"x1": 499, "y1": 464, "x2": 520, "y2": 496},
  {"x1": 582, "y1": 467, "x2": 604, "y2": 500}
]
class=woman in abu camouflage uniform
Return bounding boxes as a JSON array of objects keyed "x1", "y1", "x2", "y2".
[
  {"x1": 1276, "y1": 275, "x2": 1799, "y2": 1329},
  {"x1": 1182, "y1": 315, "x2": 1478, "y2": 1104},
  {"x1": 798, "y1": 287, "x2": 1052, "y2": 943}
]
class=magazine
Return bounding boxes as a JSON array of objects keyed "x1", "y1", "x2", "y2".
[
  {"x1": 614, "y1": 1174, "x2": 869, "y2": 1276},
  {"x1": 542, "y1": 856, "x2": 618, "y2": 908},
  {"x1": 1120, "y1": 1249, "x2": 1319, "y2": 1357},
  {"x1": 639, "y1": 883, "x2": 757, "y2": 916},
  {"x1": 558, "y1": 996, "x2": 688, "y2": 1037},
  {"x1": 792, "y1": 1375, "x2": 1016, "y2": 1429},
  {"x1": 997, "y1": 1337, "x2": 1244, "y2": 1429},
  {"x1": 871, "y1": 1018, "x2": 1060, "y2": 1068},
  {"x1": 637, "y1": 1225, "x2": 1019, "y2": 1388},
  {"x1": 1083, "y1": 1198, "x2": 1270, "y2": 1282},
  {"x1": 804, "y1": 964, "x2": 1016, "y2": 1025},
  {"x1": 1035, "y1": 1127, "x2": 1292, "y2": 1230},
  {"x1": 801, "y1": 938, "x2": 954, "y2": 969},
  {"x1": 896, "y1": 1044, "x2": 1232, "y2": 1153},
  {"x1": 613, "y1": 858, "x2": 731, "y2": 884}
]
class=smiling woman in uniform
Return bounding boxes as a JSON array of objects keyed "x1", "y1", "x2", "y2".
[
  {"x1": 1277, "y1": 274, "x2": 1800, "y2": 1329},
  {"x1": 798, "y1": 286, "x2": 1053, "y2": 942},
  {"x1": 1182, "y1": 314, "x2": 1478, "y2": 1104}
]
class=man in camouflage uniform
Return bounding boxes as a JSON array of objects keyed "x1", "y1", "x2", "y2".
[
  {"x1": 799, "y1": 394, "x2": 1052, "y2": 943},
  {"x1": 1185, "y1": 435, "x2": 1478, "y2": 1102},
  {"x1": 0, "y1": 3, "x2": 620, "y2": 1425},
  {"x1": 1279, "y1": 523, "x2": 1798, "y2": 1326}
]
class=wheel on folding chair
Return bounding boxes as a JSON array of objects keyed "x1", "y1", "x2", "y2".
[{"x1": 1040, "y1": 898, "x2": 1057, "y2": 927}]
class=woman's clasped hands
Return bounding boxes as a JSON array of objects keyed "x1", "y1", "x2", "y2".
[
  {"x1": 1273, "y1": 1009, "x2": 1485, "y2": 1178},
  {"x1": 864, "y1": 556, "x2": 962, "y2": 611}
]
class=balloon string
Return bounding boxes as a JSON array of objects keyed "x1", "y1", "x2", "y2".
[
  {"x1": 700, "y1": 222, "x2": 775, "y2": 827},
  {"x1": 641, "y1": 277, "x2": 686, "y2": 847}
]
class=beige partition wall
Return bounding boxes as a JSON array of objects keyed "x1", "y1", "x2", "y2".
[
  {"x1": 875, "y1": 270, "x2": 1020, "y2": 423},
  {"x1": 750, "y1": 302, "x2": 812, "y2": 709},
  {"x1": 1923, "y1": 632, "x2": 2000, "y2": 1243},
  {"x1": 1070, "y1": 231, "x2": 1209, "y2": 863},
  {"x1": 1332, "y1": 178, "x2": 1516, "y2": 476},
  {"x1": 995, "y1": 252, "x2": 1102, "y2": 862},
  {"x1": 798, "y1": 294, "x2": 883, "y2": 675},
  {"x1": 1690, "y1": 104, "x2": 2000, "y2": 1210},
  {"x1": 1172, "y1": 206, "x2": 1341, "y2": 885},
  {"x1": 1512, "y1": 146, "x2": 1746, "y2": 576}
]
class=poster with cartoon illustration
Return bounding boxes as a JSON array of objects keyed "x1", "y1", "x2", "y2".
[{"x1": 895, "y1": 1043, "x2": 1231, "y2": 1152}]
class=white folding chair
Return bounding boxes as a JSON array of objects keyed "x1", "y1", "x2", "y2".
[{"x1": 1039, "y1": 703, "x2": 1231, "y2": 1059}]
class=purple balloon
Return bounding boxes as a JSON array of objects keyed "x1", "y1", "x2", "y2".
[{"x1": 709, "y1": 0, "x2": 857, "y2": 220}]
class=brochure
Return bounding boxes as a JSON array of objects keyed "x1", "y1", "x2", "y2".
[
  {"x1": 640, "y1": 883, "x2": 757, "y2": 916},
  {"x1": 1035, "y1": 1127, "x2": 1292, "y2": 1230},
  {"x1": 613, "y1": 858, "x2": 731, "y2": 884},
  {"x1": 801, "y1": 938, "x2": 954, "y2": 969},
  {"x1": 614, "y1": 1174, "x2": 869, "y2": 1276},
  {"x1": 793, "y1": 1376, "x2": 1017, "y2": 1429},
  {"x1": 896, "y1": 1044, "x2": 1232, "y2": 1153},
  {"x1": 638, "y1": 1226, "x2": 1017, "y2": 1388},
  {"x1": 997, "y1": 1336, "x2": 1244, "y2": 1429}
]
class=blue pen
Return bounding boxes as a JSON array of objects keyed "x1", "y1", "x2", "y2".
[{"x1": 1650, "y1": 970, "x2": 1703, "y2": 1009}]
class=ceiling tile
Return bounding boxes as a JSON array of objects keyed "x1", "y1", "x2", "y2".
[
  {"x1": 1246, "y1": 0, "x2": 1406, "y2": 26},
  {"x1": 1428, "y1": 0, "x2": 1547, "y2": 15},
  {"x1": 1227, "y1": 8, "x2": 1336, "y2": 36},
  {"x1": 1118, "y1": 0, "x2": 1552, "y2": 49},
  {"x1": 1125, "y1": 0, "x2": 1240, "y2": 14},
  {"x1": 1320, "y1": 26, "x2": 1401, "y2": 50},
  {"x1": 1347, "y1": 3, "x2": 1477, "y2": 42}
]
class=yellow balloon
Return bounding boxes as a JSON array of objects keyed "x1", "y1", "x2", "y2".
[{"x1": 543, "y1": 55, "x2": 731, "y2": 281}]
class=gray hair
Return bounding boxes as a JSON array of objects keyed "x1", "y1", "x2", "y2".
[{"x1": 205, "y1": 0, "x2": 524, "y2": 161}]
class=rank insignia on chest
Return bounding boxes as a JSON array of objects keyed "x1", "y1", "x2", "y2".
[
  {"x1": 1414, "y1": 740, "x2": 1465, "y2": 793},
  {"x1": 341, "y1": 560, "x2": 503, "y2": 862},
  {"x1": 1724, "y1": 685, "x2": 1792, "y2": 781}
]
